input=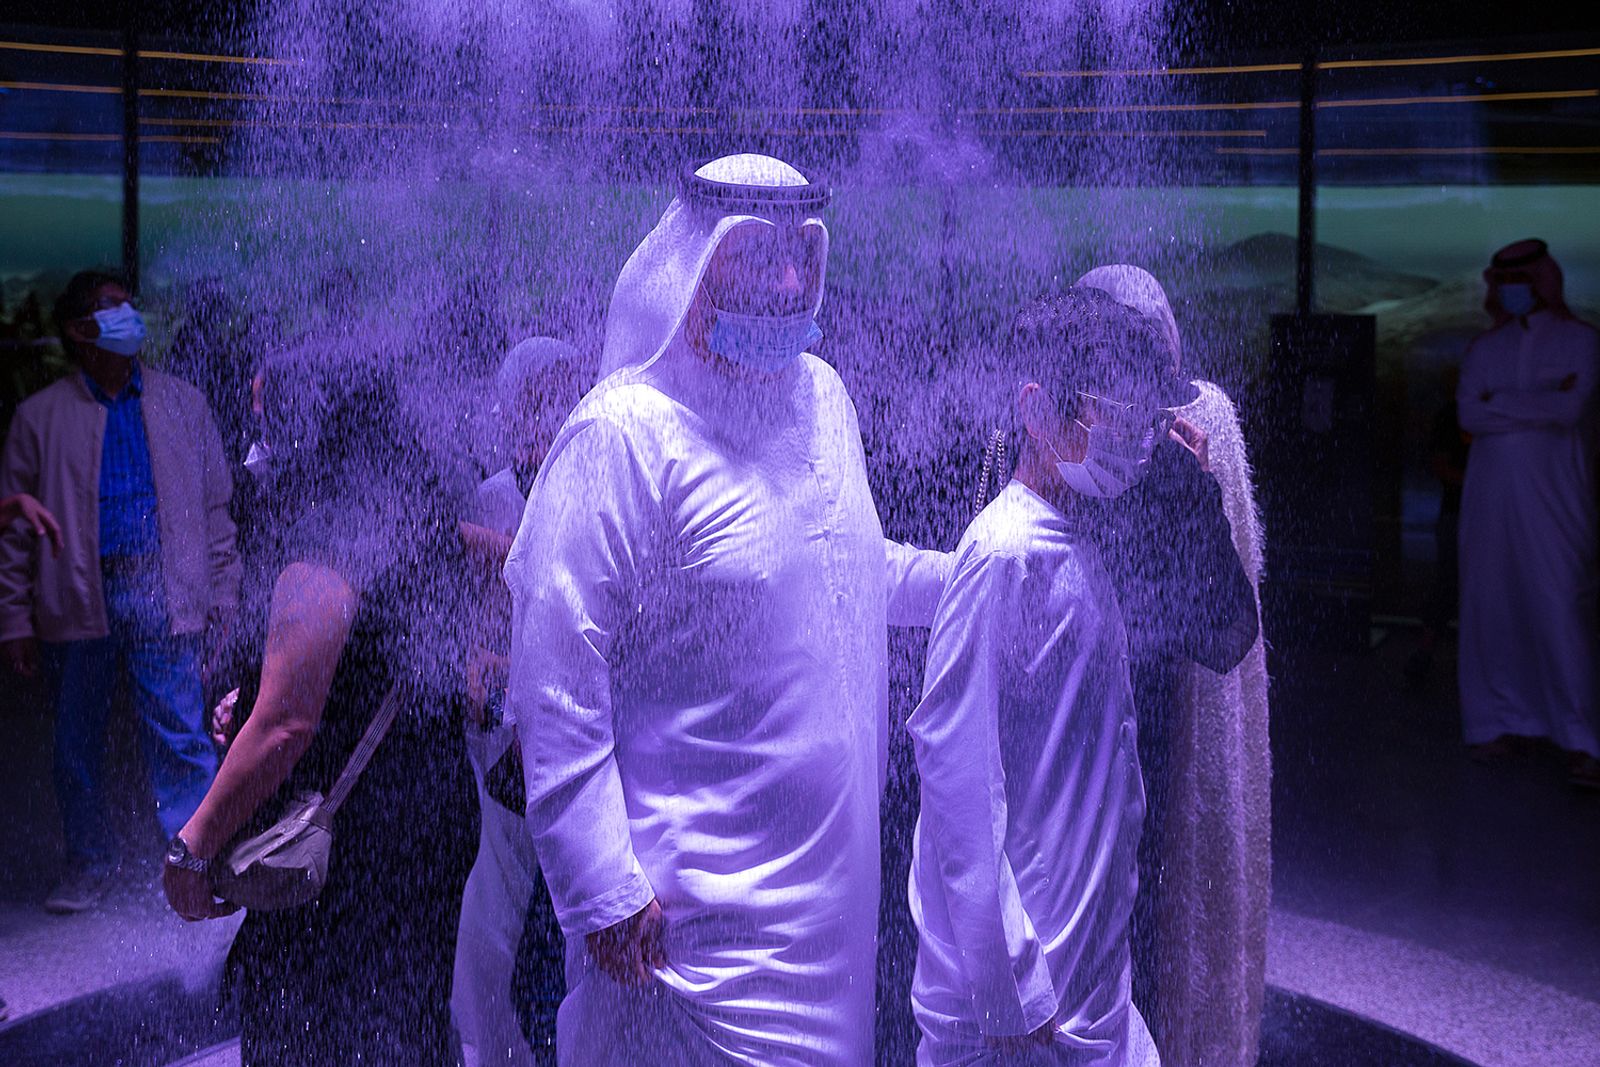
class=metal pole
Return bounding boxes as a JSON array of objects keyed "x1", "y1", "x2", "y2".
[
  {"x1": 1295, "y1": 50, "x2": 1316, "y2": 317},
  {"x1": 121, "y1": 22, "x2": 140, "y2": 294}
]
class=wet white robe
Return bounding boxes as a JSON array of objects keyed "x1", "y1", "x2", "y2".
[
  {"x1": 505, "y1": 347, "x2": 919, "y2": 1066},
  {"x1": 908, "y1": 481, "x2": 1156, "y2": 1067},
  {"x1": 1157, "y1": 380, "x2": 1271, "y2": 1067},
  {"x1": 454, "y1": 466, "x2": 542, "y2": 1067},
  {"x1": 1457, "y1": 311, "x2": 1600, "y2": 756}
]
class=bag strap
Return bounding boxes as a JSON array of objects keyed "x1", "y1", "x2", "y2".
[{"x1": 320, "y1": 683, "x2": 404, "y2": 819}]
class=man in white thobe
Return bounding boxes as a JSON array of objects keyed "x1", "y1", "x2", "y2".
[
  {"x1": 909, "y1": 287, "x2": 1165, "y2": 1067},
  {"x1": 1457, "y1": 238, "x2": 1600, "y2": 787},
  {"x1": 504, "y1": 154, "x2": 946, "y2": 1066}
]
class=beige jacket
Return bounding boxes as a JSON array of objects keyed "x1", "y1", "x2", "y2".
[{"x1": 0, "y1": 366, "x2": 240, "y2": 643}]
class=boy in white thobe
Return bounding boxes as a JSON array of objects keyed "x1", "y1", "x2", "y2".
[{"x1": 910, "y1": 287, "x2": 1167, "y2": 1067}]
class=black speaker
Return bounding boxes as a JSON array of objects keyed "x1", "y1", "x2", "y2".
[{"x1": 1253, "y1": 313, "x2": 1377, "y2": 651}]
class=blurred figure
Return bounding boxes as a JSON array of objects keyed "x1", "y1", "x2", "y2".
[
  {"x1": 911, "y1": 287, "x2": 1165, "y2": 1066},
  {"x1": 1406, "y1": 372, "x2": 1470, "y2": 684},
  {"x1": 454, "y1": 336, "x2": 585, "y2": 1067},
  {"x1": 1457, "y1": 239, "x2": 1600, "y2": 788},
  {"x1": 160, "y1": 342, "x2": 479, "y2": 1067},
  {"x1": 1077, "y1": 265, "x2": 1268, "y2": 1067},
  {"x1": 0, "y1": 270, "x2": 239, "y2": 915},
  {"x1": 166, "y1": 276, "x2": 259, "y2": 465},
  {"x1": 504, "y1": 154, "x2": 946, "y2": 1067}
]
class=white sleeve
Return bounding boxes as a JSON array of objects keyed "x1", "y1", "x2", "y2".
[
  {"x1": 885, "y1": 539, "x2": 953, "y2": 628},
  {"x1": 504, "y1": 417, "x2": 657, "y2": 938},
  {"x1": 908, "y1": 549, "x2": 1058, "y2": 1037},
  {"x1": 1458, "y1": 330, "x2": 1599, "y2": 434}
]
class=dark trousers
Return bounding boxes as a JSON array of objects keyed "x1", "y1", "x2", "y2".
[{"x1": 46, "y1": 561, "x2": 214, "y2": 868}]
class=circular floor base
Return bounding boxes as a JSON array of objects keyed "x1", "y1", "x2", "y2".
[{"x1": 0, "y1": 979, "x2": 1478, "y2": 1066}]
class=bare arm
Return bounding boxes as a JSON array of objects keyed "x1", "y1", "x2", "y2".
[{"x1": 178, "y1": 561, "x2": 357, "y2": 860}]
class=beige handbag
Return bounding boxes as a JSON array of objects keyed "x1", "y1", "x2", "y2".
[{"x1": 211, "y1": 685, "x2": 402, "y2": 910}]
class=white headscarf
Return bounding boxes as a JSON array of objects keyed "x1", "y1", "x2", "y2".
[
  {"x1": 599, "y1": 154, "x2": 829, "y2": 378},
  {"x1": 1076, "y1": 263, "x2": 1184, "y2": 371}
]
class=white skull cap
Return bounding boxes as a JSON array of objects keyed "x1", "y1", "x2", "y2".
[
  {"x1": 694, "y1": 153, "x2": 812, "y2": 187},
  {"x1": 496, "y1": 336, "x2": 580, "y2": 411}
]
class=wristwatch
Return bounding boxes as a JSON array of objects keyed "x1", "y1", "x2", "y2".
[{"x1": 165, "y1": 834, "x2": 211, "y2": 875}]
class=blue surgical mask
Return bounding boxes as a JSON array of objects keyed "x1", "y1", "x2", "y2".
[
  {"x1": 707, "y1": 309, "x2": 822, "y2": 373},
  {"x1": 1498, "y1": 283, "x2": 1537, "y2": 319},
  {"x1": 90, "y1": 302, "x2": 147, "y2": 358}
]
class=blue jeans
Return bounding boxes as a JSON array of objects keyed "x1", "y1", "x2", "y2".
[{"x1": 46, "y1": 561, "x2": 217, "y2": 869}]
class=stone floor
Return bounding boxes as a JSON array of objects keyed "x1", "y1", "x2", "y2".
[
  {"x1": 2, "y1": 625, "x2": 1598, "y2": 1065},
  {"x1": 1265, "y1": 629, "x2": 1600, "y2": 1065}
]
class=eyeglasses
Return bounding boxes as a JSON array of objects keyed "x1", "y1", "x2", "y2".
[{"x1": 1076, "y1": 390, "x2": 1168, "y2": 435}]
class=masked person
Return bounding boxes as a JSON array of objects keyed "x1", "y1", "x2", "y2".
[
  {"x1": 161, "y1": 342, "x2": 479, "y2": 1067},
  {"x1": 910, "y1": 287, "x2": 1172, "y2": 1067},
  {"x1": 503, "y1": 153, "x2": 948, "y2": 1067},
  {"x1": 1077, "y1": 265, "x2": 1268, "y2": 1067},
  {"x1": 1457, "y1": 239, "x2": 1600, "y2": 789},
  {"x1": 454, "y1": 336, "x2": 586, "y2": 1067},
  {"x1": 0, "y1": 270, "x2": 239, "y2": 914}
]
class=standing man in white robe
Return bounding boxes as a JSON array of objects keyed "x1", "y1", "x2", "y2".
[
  {"x1": 1077, "y1": 264, "x2": 1270, "y2": 1067},
  {"x1": 504, "y1": 153, "x2": 946, "y2": 1067},
  {"x1": 909, "y1": 287, "x2": 1169, "y2": 1067},
  {"x1": 1457, "y1": 239, "x2": 1600, "y2": 789}
]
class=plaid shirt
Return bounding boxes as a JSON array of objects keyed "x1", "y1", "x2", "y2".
[{"x1": 85, "y1": 363, "x2": 162, "y2": 558}]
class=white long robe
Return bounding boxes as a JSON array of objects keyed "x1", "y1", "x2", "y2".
[
  {"x1": 1162, "y1": 380, "x2": 1272, "y2": 1067},
  {"x1": 505, "y1": 347, "x2": 900, "y2": 1066},
  {"x1": 1457, "y1": 310, "x2": 1600, "y2": 756},
  {"x1": 908, "y1": 481, "x2": 1156, "y2": 1067},
  {"x1": 1076, "y1": 259, "x2": 1272, "y2": 1067},
  {"x1": 454, "y1": 465, "x2": 543, "y2": 1067}
]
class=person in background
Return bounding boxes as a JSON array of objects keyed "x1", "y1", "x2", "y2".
[
  {"x1": 454, "y1": 335, "x2": 586, "y2": 1067},
  {"x1": 909, "y1": 287, "x2": 1164, "y2": 1066},
  {"x1": 161, "y1": 342, "x2": 478, "y2": 1067},
  {"x1": 1457, "y1": 239, "x2": 1599, "y2": 789},
  {"x1": 0, "y1": 269, "x2": 239, "y2": 915},
  {"x1": 1076, "y1": 264, "x2": 1268, "y2": 1067}
]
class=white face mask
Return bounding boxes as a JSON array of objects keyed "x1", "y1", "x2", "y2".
[{"x1": 1050, "y1": 420, "x2": 1156, "y2": 499}]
